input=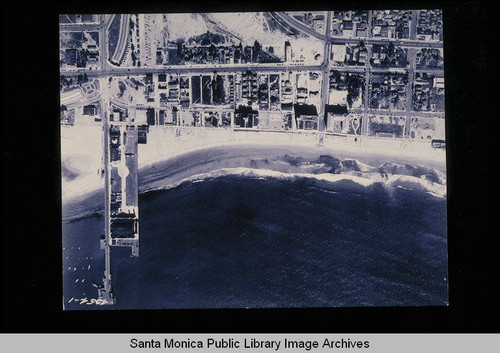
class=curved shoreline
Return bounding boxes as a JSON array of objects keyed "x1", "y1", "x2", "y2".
[
  {"x1": 141, "y1": 166, "x2": 447, "y2": 198},
  {"x1": 61, "y1": 126, "x2": 446, "y2": 202},
  {"x1": 62, "y1": 142, "x2": 446, "y2": 221}
]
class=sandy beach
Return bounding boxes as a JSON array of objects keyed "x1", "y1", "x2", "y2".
[{"x1": 61, "y1": 125, "x2": 446, "y2": 205}]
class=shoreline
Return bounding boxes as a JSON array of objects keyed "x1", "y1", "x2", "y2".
[
  {"x1": 61, "y1": 126, "x2": 446, "y2": 204},
  {"x1": 140, "y1": 166, "x2": 447, "y2": 199}
]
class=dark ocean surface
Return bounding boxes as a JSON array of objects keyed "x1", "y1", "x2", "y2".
[{"x1": 63, "y1": 168, "x2": 448, "y2": 309}]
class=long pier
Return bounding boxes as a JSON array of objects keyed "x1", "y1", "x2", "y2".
[
  {"x1": 96, "y1": 15, "x2": 143, "y2": 301},
  {"x1": 98, "y1": 92, "x2": 142, "y2": 304},
  {"x1": 97, "y1": 93, "x2": 115, "y2": 304}
]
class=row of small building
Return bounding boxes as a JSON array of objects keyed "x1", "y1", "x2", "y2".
[
  {"x1": 138, "y1": 102, "x2": 356, "y2": 134},
  {"x1": 140, "y1": 70, "x2": 319, "y2": 110},
  {"x1": 330, "y1": 9, "x2": 442, "y2": 40}
]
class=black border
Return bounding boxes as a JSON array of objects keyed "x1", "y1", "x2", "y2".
[{"x1": 1, "y1": 0, "x2": 498, "y2": 333}]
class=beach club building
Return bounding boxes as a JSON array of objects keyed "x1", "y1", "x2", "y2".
[
  {"x1": 325, "y1": 104, "x2": 349, "y2": 133},
  {"x1": 294, "y1": 104, "x2": 318, "y2": 131}
]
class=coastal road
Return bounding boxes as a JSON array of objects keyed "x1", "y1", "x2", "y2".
[
  {"x1": 318, "y1": 11, "x2": 332, "y2": 132},
  {"x1": 59, "y1": 23, "x2": 101, "y2": 32},
  {"x1": 367, "y1": 109, "x2": 444, "y2": 118},
  {"x1": 100, "y1": 14, "x2": 115, "y2": 72},
  {"x1": 361, "y1": 43, "x2": 372, "y2": 137},
  {"x1": 59, "y1": 14, "x2": 114, "y2": 32},
  {"x1": 271, "y1": 12, "x2": 328, "y2": 41},
  {"x1": 110, "y1": 14, "x2": 131, "y2": 65},
  {"x1": 271, "y1": 11, "x2": 443, "y2": 49},
  {"x1": 61, "y1": 63, "x2": 327, "y2": 78},
  {"x1": 405, "y1": 47, "x2": 418, "y2": 137},
  {"x1": 61, "y1": 59, "x2": 444, "y2": 80},
  {"x1": 329, "y1": 36, "x2": 443, "y2": 49},
  {"x1": 61, "y1": 11, "x2": 443, "y2": 80}
]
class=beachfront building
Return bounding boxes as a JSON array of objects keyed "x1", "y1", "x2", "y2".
[
  {"x1": 325, "y1": 104, "x2": 349, "y2": 133},
  {"x1": 294, "y1": 104, "x2": 318, "y2": 131}
]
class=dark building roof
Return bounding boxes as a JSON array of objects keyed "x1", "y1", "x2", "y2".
[
  {"x1": 294, "y1": 104, "x2": 318, "y2": 117},
  {"x1": 76, "y1": 49, "x2": 87, "y2": 68},
  {"x1": 138, "y1": 131, "x2": 147, "y2": 144},
  {"x1": 110, "y1": 216, "x2": 136, "y2": 238},
  {"x1": 370, "y1": 75, "x2": 385, "y2": 84},
  {"x1": 325, "y1": 104, "x2": 348, "y2": 115},
  {"x1": 235, "y1": 105, "x2": 257, "y2": 117},
  {"x1": 110, "y1": 125, "x2": 121, "y2": 136},
  {"x1": 324, "y1": 104, "x2": 348, "y2": 125},
  {"x1": 357, "y1": 22, "x2": 368, "y2": 30},
  {"x1": 65, "y1": 49, "x2": 77, "y2": 65},
  {"x1": 380, "y1": 26, "x2": 389, "y2": 37},
  {"x1": 83, "y1": 105, "x2": 97, "y2": 115},
  {"x1": 146, "y1": 107, "x2": 155, "y2": 125},
  {"x1": 158, "y1": 74, "x2": 167, "y2": 82},
  {"x1": 343, "y1": 21, "x2": 354, "y2": 30},
  {"x1": 243, "y1": 70, "x2": 257, "y2": 77}
]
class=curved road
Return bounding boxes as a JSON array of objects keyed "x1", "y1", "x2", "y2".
[
  {"x1": 110, "y1": 14, "x2": 131, "y2": 65},
  {"x1": 271, "y1": 12, "x2": 443, "y2": 48},
  {"x1": 61, "y1": 11, "x2": 443, "y2": 79},
  {"x1": 270, "y1": 12, "x2": 328, "y2": 41}
]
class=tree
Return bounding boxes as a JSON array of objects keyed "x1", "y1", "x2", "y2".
[
  {"x1": 388, "y1": 42, "x2": 395, "y2": 56},
  {"x1": 253, "y1": 40, "x2": 261, "y2": 52},
  {"x1": 209, "y1": 44, "x2": 217, "y2": 58},
  {"x1": 252, "y1": 41, "x2": 261, "y2": 61},
  {"x1": 146, "y1": 108, "x2": 155, "y2": 125}
]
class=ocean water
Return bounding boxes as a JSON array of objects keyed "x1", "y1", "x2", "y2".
[{"x1": 63, "y1": 169, "x2": 448, "y2": 309}]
